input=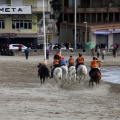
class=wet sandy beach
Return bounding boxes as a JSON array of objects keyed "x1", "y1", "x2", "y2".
[{"x1": 0, "y1": 55, "x2": 120, "y2": 120}]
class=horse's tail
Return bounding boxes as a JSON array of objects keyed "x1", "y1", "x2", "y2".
[
  {"x1": 81, "y1": 66, "x2": 87, "y2": 75},
  {"x1": 56, "y1": 69, "x2": 61, "y2": 74}
]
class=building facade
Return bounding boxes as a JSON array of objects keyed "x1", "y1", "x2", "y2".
[
  {"x1": 0, "y1": 0, "x2": 57, "y2": 48},
  {"x1": 59, "y1": 0, "x2": 120, "y2": 49}
]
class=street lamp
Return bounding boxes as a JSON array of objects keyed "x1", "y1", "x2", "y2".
[
  {"x1": 43, "y1": 0, "x2": 46, "y2": 62},
  {"x1": 74, "y1": 0, "x2": 77, "y2": 49},
  {"x1": 83, "y1": 22, "x2": 87, "y2": 43}
]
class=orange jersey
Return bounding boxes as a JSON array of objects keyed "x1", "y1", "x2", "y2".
[
  {"x1": 77, "y1": 57, "x2": 84, "y2": 63},
  {"x1": 69, "y1": 58, "x2": 74, "y2": 64},
  {"x1": 53, "y1": 60, "x2": 59, "y2": 65},
  {"x1": 91, "y1": 60, "x2": 99, "y2": 68}
]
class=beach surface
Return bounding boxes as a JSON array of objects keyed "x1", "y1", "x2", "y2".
[{"x1": 0, "y1": 55, "x2": 120, "y2": 120}]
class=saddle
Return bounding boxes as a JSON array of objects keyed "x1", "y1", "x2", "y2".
[{"x1": 61, "y1": 64, "x2": 66, "y2": 66}]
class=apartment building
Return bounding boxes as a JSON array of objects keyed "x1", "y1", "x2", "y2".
[
  {"x1": 59, "y1": 0, "x2": 120, "y2": 49},
  {"x1": 0, "y1": 0, "x2": 57, "y2": 47}
]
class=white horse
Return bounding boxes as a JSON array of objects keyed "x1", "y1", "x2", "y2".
[
  {"x1": 68, "y1": 66, "x2": 76, "y2": 84},
  {"x1": 61, "y1": 65, "x2": 68, "y2": 81},
  {"x1": 53, "y1": 67, "x2": 62, "y2": 83},
  {"x1": 77, "y1": 64, "x2": 87, "y2": 83}
]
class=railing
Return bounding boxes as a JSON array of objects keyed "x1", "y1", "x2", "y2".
[{"x1": 65, "y1": 6, "x2": 120, "y2": 13}]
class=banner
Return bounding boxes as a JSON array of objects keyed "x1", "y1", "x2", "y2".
[{"x1": 0, "y1": 6, "x2": 31, "y2": 14}]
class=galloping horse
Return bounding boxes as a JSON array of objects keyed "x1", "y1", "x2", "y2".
[
  {"x1": 77, "y1": 64, "x2": 87, "y2": 83},
  {"x1": 68, "y1": 66, "x2": 76, "y2": 84},
  {"x1": 61, "y1": 65, "x2": 68, "y2": 81},
  {"x1": 38, "y1": 63, "x2": 50, "y2": 84},
  {"x1": 53, "y1": 67, "x2": 62, "y2": 83},
  {"x1": 89, "y1": 68, "x2": 101, "y2": 87}
]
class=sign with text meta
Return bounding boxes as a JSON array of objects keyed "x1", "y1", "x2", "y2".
[{"x1": 0, "y1": 6, "x2": 31, "y2": 14}]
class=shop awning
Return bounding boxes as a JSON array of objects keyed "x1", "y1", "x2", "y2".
[
  {"x1": 93, "y1": 31, "x2": 111, "y2": 35},
  {"x1": 112, "y1": 30, "x2": 120, "y2": 33}
]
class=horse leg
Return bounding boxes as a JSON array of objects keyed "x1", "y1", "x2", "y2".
[
  {"x1": 43, "y1": 77, "x2": 45, "y2": 84},
  {"x1": 89, "y1": 79, "x2": 92, "y2": 86},
  {"x1": 79, "y1": 75, "x2": 81, "y2": 83},
  {"x1": 69, "y1": 75, "x2": 71, "y2": 84},
  {"x1": 40, "y1": 78, "x2": 43, "y2": 85},
  {"x1": 74, "y1": 74, "x2": 76, "y2": 83}
]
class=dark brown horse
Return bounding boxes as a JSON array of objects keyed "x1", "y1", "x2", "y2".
[
  {"x1": 89, "y1": 68, "x2": 101, "y2": 87},
  {"x1": 38, "y1": 63, "x2": 50, "y2": 85}
]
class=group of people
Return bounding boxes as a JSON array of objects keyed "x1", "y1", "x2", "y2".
[{"x1": 40, "y1": 51, "x2": 101, "y2": 79}]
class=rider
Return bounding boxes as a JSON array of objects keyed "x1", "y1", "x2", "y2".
[
  {"x1": 50, "y1": 58, "x2": 60, "y2": 78},
  {"x1": 68, "y1": 55, "x2": 74, "y2": 68},
  {"x1": 76, "y1": 54, "x2": 84, "y2": 71},
  {"x1": 54, "y1": 51, "x2": 61, "y2": 60},
  {"x1": 59, "y1": 56, "x2": 68, "y2": 66},
  {"x1": 89, "y1": 57, "x2": 101, "y2": 77}
]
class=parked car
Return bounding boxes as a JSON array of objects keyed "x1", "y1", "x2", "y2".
[
  {"x1": 50, "y1": 44, "x2": 73, "y2": 52},
  {"x1": 9, "y1": 44, "x2": 27, "y2": 51},
  {"x1": 37, "y1": 43, "x2": 52, "y2": 49}
]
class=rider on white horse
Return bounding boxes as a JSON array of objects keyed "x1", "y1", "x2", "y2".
[
  {"x1": 59, "y1": 56, "x2": 68, "y2": 80},
  {"x1": 76, "y1": 54, "x2": 84, "y2": 73},
  {"x1": 68, "y1": 55, "x2": 74, "y2": 68},
  {"x1": 59, "y1": 56, "x2": 68, "y2": 66},
  {"x1": 50, "y1": 58, "x2": 60, "y2": 78}
]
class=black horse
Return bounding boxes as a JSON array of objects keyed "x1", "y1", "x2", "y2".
[
  {"x1": 38, "y1": 63, "x2": 50, "y2": 84},
  {"x1": 89, "y1": 68, "x2": 101, "y2": 87}
]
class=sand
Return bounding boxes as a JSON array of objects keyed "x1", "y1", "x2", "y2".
[{"x1": 0, "y1": 55, "x2": 120, "y2": 120}]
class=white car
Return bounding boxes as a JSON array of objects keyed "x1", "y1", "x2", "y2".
[
  {"x1": 50, "y1": 44, "x2": 73, "y2": 51},
  {"x1": 9, "y1": 44, "x2": 27, "y2": 51}
]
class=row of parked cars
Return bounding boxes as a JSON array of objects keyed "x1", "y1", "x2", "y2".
[{"x1": 37, "y1": 43, "x2": 74, "y2": 52}]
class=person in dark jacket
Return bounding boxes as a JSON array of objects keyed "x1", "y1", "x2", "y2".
[{"x1": 24, "y1": 48, "x2": 29, "y2": 59}]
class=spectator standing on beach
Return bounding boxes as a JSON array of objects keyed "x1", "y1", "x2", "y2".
[
  {"x1": 24, "y1": 48, "x2": 29, "y2": 60},
  {"x1": 113, "y1": 48, "x2": 116, "y2": 57},
  {"x1": 46, "y1": 49, "x2": 50, "y2": 60},
  {"x1": 97, "y1": 47, "x2": 100, "y2": 58},
  {"x1": 116, "y1": 43, "x2": 119, "y2": 50},
  {"x1": 102, "y1": 49, "x2": 105, "y2": 60},
  {"x1": 91, "y1": 48, "x2": 95, "y2": 57},
  {"x1": 19, "y1": 44, "x2": 22, "y2": 51}
]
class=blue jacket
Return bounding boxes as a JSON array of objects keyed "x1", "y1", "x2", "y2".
[{"x1": 59, "y1": 59, "x2": 68, "y2": 66}]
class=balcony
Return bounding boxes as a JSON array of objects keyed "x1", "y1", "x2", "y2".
[{"x1": 65, "y1": 6, "x2": 120, "y2": 13}]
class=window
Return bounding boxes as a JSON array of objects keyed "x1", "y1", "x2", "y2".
[
  {"x1": 0, "y1": 20, "x2": 5, "y2": 29},
  {"x1": 12, "y1": 19, "x2": 32, "y2": 29}
]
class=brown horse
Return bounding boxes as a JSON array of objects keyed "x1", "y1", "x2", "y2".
[{"x1": 89, "y1": 68, "x2": 101, "y2": 87}]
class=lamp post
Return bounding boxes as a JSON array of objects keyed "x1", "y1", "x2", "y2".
[
  {"x1": 74, "y1": 0, "x2": 77, "y2": 49},
  {"x1": 83, "y1": 22, "x2": 87, "y2": 44},
  {"x1": 43, "y1": 0, "x2": 46, "y2": 62}
]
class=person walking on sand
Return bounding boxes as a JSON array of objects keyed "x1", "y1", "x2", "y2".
[
  {"x1": 102, "y1": 49, "x2": 105, "y2": 60},
  {"x1": 46, "y1": 49, "x2": 49, "y2": 60},
  {"x1": 97, "y1": 47, "x2": 100, "y2": 58},
  {"x1": 91, "y1": 48, "x2": 95, "y2": 57},
  {"x1": 24, "y1": 48, "x2": 29, "y2": 60}
]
